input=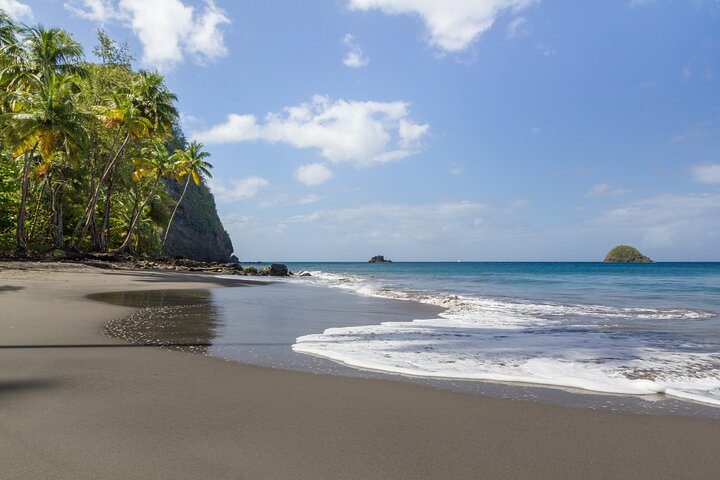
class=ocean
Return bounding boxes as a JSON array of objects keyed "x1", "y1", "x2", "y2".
[
  {"x1": 101, "y1": 261, "x2": 720, "y2": 410},
  {"x1": 279, "y1": 262, "x2": 720, "y2": 407}
]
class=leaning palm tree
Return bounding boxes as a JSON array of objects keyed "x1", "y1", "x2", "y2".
[
  {"x1": 0, "y1": 25, "x2": 86, "y2": 251},
  {"x1": 161, "y1": 141, "x2": 213, "y2": 255},
  {"x1": 1, "y1": 71, "x2": 86, "y2": 250},
  {"x1": 70, "y1": 92, "x2": 151, "y2": 248},
  {"x1": 115, "y1": 140, "x2": 175, "y2": 252}
]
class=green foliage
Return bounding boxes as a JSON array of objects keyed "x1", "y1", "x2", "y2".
[
  {"x1": 92, "y1": 29, "x2": 134, "y2": 67},
  {"x1": 0, "y1": 150, "x2": 19, "y2": 251},
  {"x1": 604, "y1": 245, "x2": 653, "y2": 263},
  {"x1": 0, "y1": 12, "x2": 221, "y2": 258}
]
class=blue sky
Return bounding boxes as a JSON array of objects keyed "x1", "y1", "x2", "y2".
[{"x1": 7, "y1": 0, "x2": 720, "y2": 261}]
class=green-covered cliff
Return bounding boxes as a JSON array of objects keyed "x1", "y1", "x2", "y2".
[{"x1": 162, "y1": 178, "x2": 234, "y2": 263}]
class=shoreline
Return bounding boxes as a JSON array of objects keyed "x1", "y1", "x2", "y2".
[
  {"x1": 97, "y1": 278, "x2": 720, "y2": 418},
  {"x1": 2, "y1": 262, "x2": 720, "y2": 479}
]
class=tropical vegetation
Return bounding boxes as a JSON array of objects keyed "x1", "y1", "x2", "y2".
[{"x1": 0, "y1": 12, "x2": 214, "y2": 256}]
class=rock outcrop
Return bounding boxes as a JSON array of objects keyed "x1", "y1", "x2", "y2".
[
  {"x1": 269, "y1": 263, "x2": 289, "y2": 276},
  {"x1": 163, "y1": 179, "x2": 234, "y2": 263},
  {"x1": 369, "y1": 255, "x2": 392, "y2": 263},
  {"x1": 604, "y1": 245, "x2": 653, "y2": 263}
]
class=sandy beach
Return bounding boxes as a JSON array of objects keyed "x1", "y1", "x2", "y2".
[{"x1": 1, "y1": 262, "x2": 719, "y2": 480}]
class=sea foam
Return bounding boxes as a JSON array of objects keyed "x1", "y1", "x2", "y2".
[{"x1": 289, "y1": 270, "x2": 720, "y2": 407}]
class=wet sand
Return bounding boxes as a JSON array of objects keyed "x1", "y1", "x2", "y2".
[{"x1": 1, "y1": 262, "x2": 720, "y2": 479}]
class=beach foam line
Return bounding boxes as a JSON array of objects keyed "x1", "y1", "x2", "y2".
[
  {"x1": 285, "y1": 269, "x2": 720, "y2": 407},
  {"x1": 292, "y1": 319, "x2": 720, "y2": 406}
]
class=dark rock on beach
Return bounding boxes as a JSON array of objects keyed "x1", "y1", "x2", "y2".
[{"x1": 269, "y1": 263, "x2": 289, "y2": 276}]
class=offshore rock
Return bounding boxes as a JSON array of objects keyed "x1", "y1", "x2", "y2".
[
  {"x1": 369, "y1": 255, "x2": 392, "y2": 263},
  {"x1": 604, "y1": 245, "x2": 653, "y2": 263}
]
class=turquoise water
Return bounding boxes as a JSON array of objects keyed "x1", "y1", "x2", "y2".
[
  {"x1": 282, "y1": 261, "x2": 720, "y2": 313},
  {"x1": 261, "y1": 262, "x2": 720, "y2": 406}
]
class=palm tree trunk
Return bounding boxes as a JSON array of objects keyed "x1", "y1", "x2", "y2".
[
  {"x1": 99, "y1": 174, "x2": 115, "y2": 251},
  {"x1": 116, "y1": 178, "x2": 160, "y2": 253},
  {"x1": 27, "y1": 177, "x2": 48, "y2": 245},
  {"x1": 51, "y1": 183, "x2": 64, "y2": 249},
  {"x1": 71, "y1": 132, "x2": 130, "y2": 248},
  {"x1": 161, "y1": 175, "x2": 191, "y2": 255},
  {"x1": 16, "y1": 144, "x2": 38, "y2": 253}
]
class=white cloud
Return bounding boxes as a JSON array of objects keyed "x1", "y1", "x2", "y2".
[
  {"x1": 530, "y1": 126, "x2": 542, "y2": 134},
  {"x1": 506, "y1": 16, "x2": 528, "y2": 39},
  {"x1": 192, "y1": 95, "x2": 429, "y2": 167},
  {"x1": 288, "y1": 201, "x2": 489, "y2": 244},
  {"x1": 590, "y1": 192, "x2": 720, "y2": 247},
  {"x1": 294, "y1": 163, "x2": 334, "y2": 186},
  {"x1": 298, "y1": 194, "x2": 324, "y2": 205},
  {"x1": 207, "y1": 176, "x2": 269, "y2": 202},
  {"x1": 348, "y1": 0, "x2": 538, "y2": 52},
  {"x1": 692, "y1": 164, "x2": 720, "y2": 185},
  {"x1": 193, "y1": 114, "x2": 260, "y2": 143},
  {"x1": 682, "y1": 67, "x2": 692, "y2": 80},
  {"x1": 584, "y1": 182, "x2": 631, "y2": 198},
  {"x1": 65, "y1": 0, "x2": 230, "y2": 70},
  {"x1": 64, "y1": 0, "x2": 116, "y2": 21},
  {"x1": 342, "y1": 33, "x2": 369, "y2": 67},
  {"x1": 0, "y1": 0, "x2": 33, "y2": 20}
]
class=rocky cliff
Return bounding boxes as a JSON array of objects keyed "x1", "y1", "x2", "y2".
[{"x1": 162, "y1": 179, "x2": 234, "y2": 263}]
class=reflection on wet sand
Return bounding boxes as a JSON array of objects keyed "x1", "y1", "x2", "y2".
[{"x1": 91, "y1": 290, "x2": 221, "y2": 354}]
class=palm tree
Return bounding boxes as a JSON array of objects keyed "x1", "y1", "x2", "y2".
[
  {"x1": 161, "y1": 141, "x2": 213, "y2": 255},
  {"x1": 0, "y1": 25, "x2": 85, "y2": 252},
  {"x1": 71, "y1": 70, "x2": 177, "y2": 249},
  {"x1": 132, "y1": 70, "x2": 178, "y2": 136},
  {"x1": 1, "y1": 71, "x2": 86, "y2": 250},
  {"x1": 115, "y1": 140, "x2": 175, "y2": 252},
  {"x1": 70, "y1": 92, "x2": 151, "y2": 248}
]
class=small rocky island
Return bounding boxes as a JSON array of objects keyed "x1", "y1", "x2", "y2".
[
  {"x1": 369, "y1": 255, "x2": 392, "y2": 263},
  {"x1": 604, "y1": 245, "x2": 653, "y2": 263}
]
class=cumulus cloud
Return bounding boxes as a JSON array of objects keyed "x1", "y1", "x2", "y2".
[
  {"x1": 342, "y1": 33, "x2": 369, "y2": 67},
  {"x1": 294, "y1": 163, "x2": 334, "y2": 186},
  {"x1": 0, "y1": 0, "x2": 33, "y2": 20},
  {"x1": 584, "y1": 182, "x2": 631, "y2": 198},
  {"x1": 207, "y1": 176, "x2": 269, "y2": 202},
  {"x1": 65, "y1": 0, "x2": 230, "y2": 70},
  {"x1": 192, "y1": 95, "x2": 429, "y2": 167},
  {"x1": 348, "y1": 0, "x2": 538, "y2": 52},
  {"x1": 692, "y1": 164, "x2": 720, "y2": 185}
]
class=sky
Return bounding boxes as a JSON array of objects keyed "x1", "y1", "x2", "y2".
[{"x1": 5, "y1": 0, "x2": 720, "y2": 261}]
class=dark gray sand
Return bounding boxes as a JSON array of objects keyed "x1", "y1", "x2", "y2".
[{"x1": 2, "y1": 264, "x2": 720, "y2": 480}]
